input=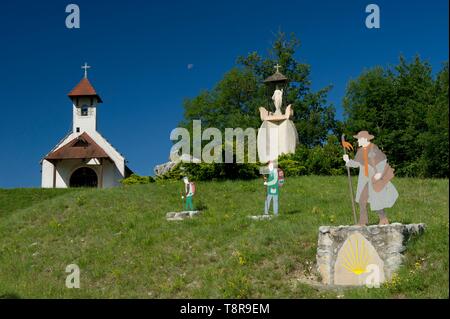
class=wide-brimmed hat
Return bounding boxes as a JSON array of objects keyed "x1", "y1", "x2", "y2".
[{"x1": 353, "y1": 130, "x2": 374, "y2": 140}]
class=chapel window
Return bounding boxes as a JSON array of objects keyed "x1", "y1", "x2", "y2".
[{"x1": 81, "y1": 105, "x2": 89, "y2": 116}]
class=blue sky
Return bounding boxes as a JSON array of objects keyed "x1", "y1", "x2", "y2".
[{"x1": 0, "y1": 0, "x2": 448, "y2": 188}]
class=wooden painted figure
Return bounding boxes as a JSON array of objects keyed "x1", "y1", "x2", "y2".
[
  {"x1": 343, "y1": 131, "x2": 398, "y2": 226},
  {"x1": 263, "y1": 161, "x2": 280, "y2": 216},
  {"x1": 182, "y1": 177, "x2": 196, "y2": 211}
]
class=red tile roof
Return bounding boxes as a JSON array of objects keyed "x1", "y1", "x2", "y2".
[
  {"x1": 68, "y1": 78, "x2": 103, "y2": 103},
  {"x1": 45, "y1": 132, "x2": 109, "y2": 160}
]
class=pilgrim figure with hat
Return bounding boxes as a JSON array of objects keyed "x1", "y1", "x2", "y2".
[{"x1": 343, "y1": 131, "x2": 398, "y2": 225}]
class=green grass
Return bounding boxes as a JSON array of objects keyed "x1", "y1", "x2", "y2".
[
  {"x1": 0, "y1": 176, "x2": 448, "y2": 298},
  {"x1": 0, "y1": 188, "x2": 75, "y2": 218}
]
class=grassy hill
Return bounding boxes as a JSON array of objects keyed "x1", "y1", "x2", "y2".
[{"x1": 0, "y1": 176, "x2": 448, "y2": 298}]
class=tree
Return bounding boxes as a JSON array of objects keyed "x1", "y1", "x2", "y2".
[
  {"x1": 181, "y1": 31, "x2": 337, "y2": 148},
  {"x1": 343, "y1": 56, "x2": 449, "y2": 178},
  {"x1": 419, "y1": 62, "x2": 449, "y2": 177},
  {"x1": 182, "y1": 68, "x2": 261, "y2": 132}
]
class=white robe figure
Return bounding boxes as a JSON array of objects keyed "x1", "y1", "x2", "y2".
[{"x1": 272, "y1": 88, "x2": 283, "y2": 115}]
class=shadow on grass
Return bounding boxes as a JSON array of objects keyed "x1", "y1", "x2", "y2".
[
  {"x1": 0, "y1": 293, "x2": 21, "y2": 299},
  {"x1": 194, "y1": 200, "x2": 208, "y2": 211},
  {"x1": 283, "y1": 209, "x2": 303, "y2": 215}
]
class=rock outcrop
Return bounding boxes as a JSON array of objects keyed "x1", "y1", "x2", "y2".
[
  {"x1": 154, "y1": 154, "x2": 201, "y2": 176},
  {"x1": 166, "y1": 211, "x2": 200, "y2": 221}
]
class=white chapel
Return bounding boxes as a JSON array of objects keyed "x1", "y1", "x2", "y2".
[{"x1": 41, "y1": 64, "x2": 132, "y2": 188}]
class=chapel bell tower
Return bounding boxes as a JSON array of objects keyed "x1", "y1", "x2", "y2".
[{"x1": 68, "y1": 63, "x2": 103, "y2": 134}]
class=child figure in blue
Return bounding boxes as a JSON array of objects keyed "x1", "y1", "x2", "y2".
[{"x1": 264, "y1": 161, "x2": 279, "y2": 216}]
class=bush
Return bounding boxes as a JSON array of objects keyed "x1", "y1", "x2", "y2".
[
  {"x1": 279, "y1": 135, "x2": 346, "y2": 176},
  {"x1": 120, "y1": 174, "x2": 155, "y2": 185},
  {"x1": 278, "y1": 158, "x2": 306, "y2": 176},
  {"x1": 156, "y1": 161, "x2": 260, "y2": 182},
  {"x1": 310, "y1": 136, "x2": 345, "y2": 175},
  {"x1": 155, "y1": 163, "x2": 185, "y2": 181}
]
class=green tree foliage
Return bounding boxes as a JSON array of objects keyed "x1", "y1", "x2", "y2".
[
  {"x1": 343, "y1": 56, "x2": 449, "y2": 178},
  {"x1": 421, "y1": 62, "x2": 449, "y2": 178},
  {"x1": 279, "y1": 135, "x2": 345, "y2": 177}
]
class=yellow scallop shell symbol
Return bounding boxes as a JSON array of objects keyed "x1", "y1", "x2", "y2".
[{"x1": 341, "y1": 234, "x2": 371, "y2": 275}]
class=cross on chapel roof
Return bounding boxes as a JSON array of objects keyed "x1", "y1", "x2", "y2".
[
  {"x1": 68, "y1": 63, "x2": 103, "y2": 103},
  {"x1": 81, "y1": 62, "x2": 91, "y2": 79}
]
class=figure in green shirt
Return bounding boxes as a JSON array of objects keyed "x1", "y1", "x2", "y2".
[
  {"x1": 264, "y1": 161, "x2": 279, "y2": 216},
  {"x1": 182, "y1": 176, "x2": 196, "y2": 211}
]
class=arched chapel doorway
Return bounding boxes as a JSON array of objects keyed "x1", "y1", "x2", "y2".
[{"x1": 69, "y1": 167, "x2": 98, "y2": 188}]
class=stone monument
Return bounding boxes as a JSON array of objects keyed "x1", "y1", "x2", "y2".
[
  {"x1": 257, "y1": 65, "x2": 299, "y2": 163},
  {"x1": 316, "y1": 223, "x2": 426, "y2": 286}
]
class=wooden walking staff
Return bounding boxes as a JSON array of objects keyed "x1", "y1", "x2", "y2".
[
  {"x1": 341, "y1": 134, "x2": 357, "y2": 224},
  {"x1": 180, "y1": 189, "x2": 185, "y2": 210}
]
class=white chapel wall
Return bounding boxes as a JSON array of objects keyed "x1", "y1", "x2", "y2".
[{"x1": 41, "y1": 159, "x2": 55, "y2": 188}]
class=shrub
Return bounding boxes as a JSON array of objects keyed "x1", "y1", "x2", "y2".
[
  {"x1": 182, "y1": 162, "x2": 260, "y2": 181},
  {"x1": 278, "y1": 158, "x2": 306, "y2": 176},
  {"x1": 156, "y1": 161, "x2": 260, "y2": 182},
  {"x1": 120, "y1": 174, "x2": 154, "y2": 185},
  {"x1": 155, "y1": 163, "x2": 185, "y2": 181},
  {"x1": 279, "y1": 135, "x2": 346, "y2": 176}
]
